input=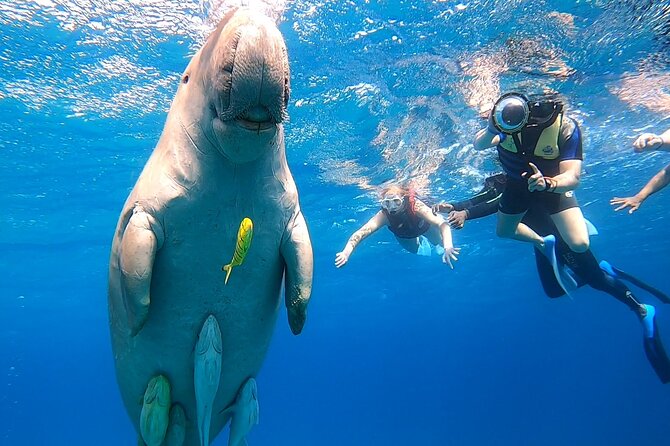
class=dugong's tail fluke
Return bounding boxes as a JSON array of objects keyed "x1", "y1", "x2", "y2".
[
  {"x1": 140, "y1": 375, "x2": 171, "y2": 446},
  {"x1": 195, "y1": 315, "x2": 223, "y2": 446}
]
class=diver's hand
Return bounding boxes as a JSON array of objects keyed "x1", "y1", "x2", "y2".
[
  {"x1": 432, "y1": 202, "x2": 454, "y2": 215},
  {"x1": 522, "y1": 162, "x2": 547, "y2": 192},
  {"x1": 447, "y1": 210, "x2": 467, "y2": 229},
  {"x1": 610, "y1": 196, "x2": 643, "y2": 214},
  {"x1": 633, "y1": 133, "x2": 663, "y2": 153},
  {"x1": 334, "y1": 251, "x2": 350, "y2": 268},
  {"x1": 442, "y1": 246, "x2": 460, "y2": 269}
]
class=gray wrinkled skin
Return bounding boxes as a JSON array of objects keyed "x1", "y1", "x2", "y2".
[{"x1": 108, "y1": 8, "x2": 313, "y2": 445}]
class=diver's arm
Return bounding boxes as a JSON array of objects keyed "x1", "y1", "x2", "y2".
[
  {"x1": 415, "y1": 200, "x2": 460, "y2": 268},
  {"x1": 463, "y1": 195, "x2": 501, "y2": 220},
  {"x1": 634, "y1": 129, "x2": 670, "y2": 152},
  {"x1": 524, "y1": 160, "x2": 581, "y2": 193},
  {"x1": 473, "y1": 128, "x2": 502, "y2": 151},
  {"x1": 415, "y1": 200, "x2": 455, "y2": 248},
  {"x1": 334, "y1": 211, "x2": 387, "y2": 268},
  {"x1": 549, "y1": 159, "x2": 582, "y2": 192},
  {"x1": 631, "y1": 164, "x2": 670, "y2": 202}
]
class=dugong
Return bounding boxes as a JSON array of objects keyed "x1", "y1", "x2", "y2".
[{"x1": 107, "y1": 8, "x2": 313, "y2": 446}]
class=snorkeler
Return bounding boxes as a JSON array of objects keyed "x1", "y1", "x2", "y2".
[
  {"x1": 611, "y1": 129, "x2": 670, "y2": 214},
  {"x1": 473, "y1": 92, "x2": 589, "y2": 293},
  {"x1": 334, "y1": 184, "x2": 460, "y2": 269},
  {"x1": 434, "y1": 173, "x2": 670, "y2": 383}
]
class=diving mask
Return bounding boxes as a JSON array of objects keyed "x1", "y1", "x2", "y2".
[
  {"x1": 492, "y1": 92, "x2": 562, "y2": 134},
  {"x1": 381, "y1": 195, "x2": 404, "y2": 212}
]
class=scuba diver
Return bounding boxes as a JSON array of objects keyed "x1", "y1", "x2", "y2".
[
  {"x1": 473, "y1": 92, "x2": 589, "y2": 294},
  {"x1": 433, "y1": 173, "x2": 670, "y2": 383},
  {"x1": 335, "y1": 184, "x2": 460, "y2": 269}
]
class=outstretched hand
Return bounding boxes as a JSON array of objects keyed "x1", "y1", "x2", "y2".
[
  {"x1": 610, "y1": 196, "x2": 643, "y2": 214},
  {"x1": 522, "y1": 162, "x2": 547, "y2": 192},
  {"x1": 442, "y1": 246, "x2": 461, "y2": 269},
  {"x1": 633, "y1": 133, "x2": 663, "y2": 153},
  {"x1": 432, "y1": 202, "x2": 454, "y2": 215},
  {"x1": 334, "y1": 251, "x2": 350, "y2": 268}
]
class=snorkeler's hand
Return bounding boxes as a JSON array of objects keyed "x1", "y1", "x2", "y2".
[
  {"x1": 442, "y1": 246, "x2": 460, "y2": 269},
  {"x1": 432, "y1": 202, "x2": 454, "y2": 215},
  {"x1": 334, "y1": 251, "x2": 350, "y2": 268},
  {"x1": 447, "y1": 210, "x2": 467, "y2": 229},
  {"x1": 633, "y1": 133, "x2": 663, "y2": 153},
  {"x1": 610, "y1": 195, "x2": 643, "y2": 214},
  {"x1": 523, "y1": 163, "x2": 547, "y2": 192}
]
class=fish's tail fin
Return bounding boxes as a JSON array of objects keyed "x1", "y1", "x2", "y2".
[{"x1": 222, "y1": 264, "x2": 233, "y2": 285}]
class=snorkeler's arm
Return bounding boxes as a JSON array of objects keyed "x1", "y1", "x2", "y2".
[
  {"x1": 414, "y1": 200, "x2": 454, "y2": 246},
  {"x1": 543, "y1": 159, "x2": 582, "y2": 193},
  {"x1": 414, "y1": 199, "x2": 460, "y2": 268},
  {"x1": 627, "y1": 164, "x2": 670, "y2": 203},
  {"x1": 634, "y1": 129, "x2": 670, "y2": 152},
  {"x1": 524, "y1": 160, "x2": 581, "y2": 193},
  {"x1": 610, "y1": 164, "x2": 670, "y2": 208},
  {"x1": 335, "y1": 211, "x2": 387, "y2": 267},
  {"x1": 463, "y1": 195, "x2": 501, "y2": 220},
  {"x1": 473, "y1": 128, "x2": 502, "y2": 151}
]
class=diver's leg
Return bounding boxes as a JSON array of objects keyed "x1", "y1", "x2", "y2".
[
  {"x1": 588, "y1": 271, "x2": 670, "y2": 383},
  {"x1": 496, "y1": 180, "x2": 546, "y2": 245},
  {"x1": 599, "y1": 261, "x2": 670, "y2": 304},
  {"x1": 550, "y1": 206, "x2": 590, "y2": 253},
  {"x1": 496, "y1": 211, "x2": 546, "y2": 244}
]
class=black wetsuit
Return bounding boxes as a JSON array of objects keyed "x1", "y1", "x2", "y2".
[{"x1": 449, "y1": 174, "x2": 670, "y2": 383}]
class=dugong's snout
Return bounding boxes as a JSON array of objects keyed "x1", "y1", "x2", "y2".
[{"x1": 206, "y1": 9, "x2": 290, "y2": 134}]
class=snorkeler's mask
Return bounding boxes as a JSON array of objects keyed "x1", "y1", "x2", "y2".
[
  {"x1": 381, "y1": 195, "x2": 404, "y2": 213},
  {"x1": 491, "y1": 92, "x2": 563, "y2": 134}
]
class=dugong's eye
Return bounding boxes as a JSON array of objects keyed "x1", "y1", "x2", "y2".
[{"x1": 182, "y1": 74, "x2": 189, "y2": 84}]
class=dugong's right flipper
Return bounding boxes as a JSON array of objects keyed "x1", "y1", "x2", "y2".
[
  {"x1": 195, "y1": 315, "x2": 222, "y2": 446},
  {"x1": 140, "y1": 375, "x2": 171, "y2": 446},
  {"x1": 280, "y1": 210, "x2": 313, "y2": 335},
  {"x1": 119, "y1": 206, "x2": 164, "y2": 335}
]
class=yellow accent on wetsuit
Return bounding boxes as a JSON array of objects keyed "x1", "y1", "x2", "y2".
[{"x1": 499, "y1": 113, "x2": 563, "y2": 159}]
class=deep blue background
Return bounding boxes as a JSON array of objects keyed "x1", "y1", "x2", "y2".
[{"x1": 1, "y1": 1, "x2": 670, "y2": 445}]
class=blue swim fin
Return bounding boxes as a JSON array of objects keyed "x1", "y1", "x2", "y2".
[
  {"x1": 558, "y1": 266, "x2": 579, "y2": 293},
  {"x1": 600, "y1": 261, "x2": 670, "y2": 304},
  {"x1": 541, "y1": 235, "x2": 572, "y2": 297},
  {"x1": 416, "y1": 236, "x2": 432, "y2": 257},
  {"x1": 642, "y1": 304, "x2": 656, "y2": 339},
  {"x1": 584, "y1": 218, "x2": 598, "y2": 236}
]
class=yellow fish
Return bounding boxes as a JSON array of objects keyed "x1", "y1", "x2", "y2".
[{"x1": 222, "y1": 217, "x2": 253, "y2": 285}]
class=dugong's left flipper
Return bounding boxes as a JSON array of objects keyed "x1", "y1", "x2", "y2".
[
  {"x1": 119, "y1": 206, "x2": 164, "y2": 335},
  {"x1": 140, "y1": 375, "x2": 171, "y2": 446},
  {"x1": 195, "y1": 315, "x2": 222, "y2": 446},
  {"x1": 280, "y1": 210, "x2": 313, "y2": 335}
]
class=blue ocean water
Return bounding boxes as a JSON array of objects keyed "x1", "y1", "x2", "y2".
[{"x1": 2, "y1": 0, "x2": 670, "y2": 445}]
